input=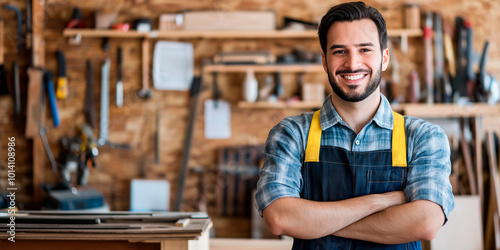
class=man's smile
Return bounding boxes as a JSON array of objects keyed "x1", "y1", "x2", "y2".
[{"x1": 340, "y1": 74, "x2": 368, "y2": 81}]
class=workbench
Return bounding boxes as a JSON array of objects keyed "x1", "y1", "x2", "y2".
[{"x1": 0, "y1": 211, "x2": 212, "y2": 250}]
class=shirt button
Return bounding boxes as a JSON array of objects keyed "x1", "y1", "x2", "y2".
[{"x1": 355, "y1": 140, "x2": 360, "y2": 145}]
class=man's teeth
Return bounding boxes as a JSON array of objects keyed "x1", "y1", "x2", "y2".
[{"x1": 343, "y1": 75, "x2": 364, "y2": 80}]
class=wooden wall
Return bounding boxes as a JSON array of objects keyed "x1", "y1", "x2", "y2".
[{"x1": 0, "y1": 0, "x2": 499, "y2": 237}]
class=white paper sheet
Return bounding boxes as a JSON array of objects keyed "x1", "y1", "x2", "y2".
[
  {"x1": 153, "y1": 41, "x2": 193, "y2": 91},
  {"x1": 204, "y1": 99, "x2": 231, "y2": 139}
]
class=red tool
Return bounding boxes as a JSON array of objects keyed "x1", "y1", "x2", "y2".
[
  {"x1": 66, "y1": 8, "x2": 84, "y2": 29},
  {"x1": 112, "y1": 23, "x2": 130, "y2": 31}
]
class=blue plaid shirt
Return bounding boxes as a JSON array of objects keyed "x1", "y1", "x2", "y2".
[{"x1": 255, "y1": 94, "x2": 455, "y2": 219}]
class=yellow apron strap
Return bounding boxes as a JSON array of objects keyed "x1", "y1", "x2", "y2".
[
  {"x1": 304, "y1": 110, "x2": 322, "y2": 162},
  {"x1": 392, "y1": 111, "x2": 407, "y2": 167}
]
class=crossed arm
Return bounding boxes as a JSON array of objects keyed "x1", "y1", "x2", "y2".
[
  {"x1": 259, "y1": 114, "x2": 451, "y2": 244},
  {"x1": 262, "y1": 194, "x2": 445, "y2": 244}
]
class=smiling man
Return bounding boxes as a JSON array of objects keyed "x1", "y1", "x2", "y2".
[{"x1": 255, "y1": 2, "x2": 454, "y2": 249}]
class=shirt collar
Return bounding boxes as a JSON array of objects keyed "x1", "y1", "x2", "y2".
[
  {"x1": 372, "y1": 94, "x2": 394, "y2": 130},
  {"x1": 319, "y1": 94, "x2": 342, "y2": 130},
  {"x1": 319, "y1": 93, "x2": 394, "y2": 131}
]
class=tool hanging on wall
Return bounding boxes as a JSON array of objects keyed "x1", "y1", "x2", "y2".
[
  {"x1": 26, "y1": 0, "x2": 32, "y2": 50},
  {"x1": 0, "y1": 20, "x2": 8, "y2": 96},
  {"x1": 409, "y1": 70, "x2": 421, "y2": 103},
  {"x1": 442, "y1": 18, "x2": 454, "y2": 103},
  {"x1": 476, "y1": 41, "x2": 500, "y2": 104},
  {"x1": 433, "y1": 12, "x2": 444, "y2": 103},
  {"x1": 154, "y1": 101, "x2": 160, "y2": 165},
  {"x1": 84, "y1": 60, "x2": 96, "y2": 128},
  {"x1": 116, "y1": 47, "x2": 123, "y2": 107},
  {"x1": 174, "y1": 69, "x2": 202, "y2": 211},
  {"x1": 56, "y1": 50, "x2": 68, "y2": 99},
  {"x1": 96, "y1": 58, "x2": 132, "y2": 150},
  {"x1": 211, "y1": 72, "x2": 221, "y2": 107},
  {"x1": 77, "y1": 124, "x2": 99, "y2": 185},
  {"x1": 2, "y1": 5, "x2": 23, "y2": 124},
  {"x1": 423, "y1": 12, "x2": 434, "y2": 104},
  {"x1": 2, "y1": 4, "x2": 22, "y2": 54},
  {"x1": 57, "y1": 124, "x2": 99, "y2": 188},
  {"x1": 455, "y1": 17, "x2": 469, "y2": 99},
  {"x1": 12, "y1": 61, "x2": 20, "y2": 125},
  {"x1": 275, "y1": 72, "x2": 284, "y2": 100},
  {"x1": 39, "y1": 70, "x2": 58, "y2": 174},
  {"x1": 442, "y1": 18, "x2": 456, "y2": 79},
  {"x1": 66, "y1": 8, "x2": 84, "y2": 29},
  {"x1": 98, "y1": 59, "x2": 110, "y2": 146},
  {"x1": 138, "y1": 39, "x2": 152, "y2": 99},
  {"x1": 44, "y1": 71, "x2": 60, "y2": 127},
  {"x1": 387, "y1": 41, "x2": 401, "y2": 104},
  {"x1": 464, "y1": 21, "x2": 476, "y2": 101}
]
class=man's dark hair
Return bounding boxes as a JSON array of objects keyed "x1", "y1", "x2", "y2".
[{"x1": 318, "y1": 1, "x2": 387, "y2": 54}]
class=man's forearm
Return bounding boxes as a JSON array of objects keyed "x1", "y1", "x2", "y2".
[
  {"x1": 332, "y1": 200, "x2": 445, "y2": 244},
  {"x1": 262, "y1": 191, "x2": 405, "y2": 239}
]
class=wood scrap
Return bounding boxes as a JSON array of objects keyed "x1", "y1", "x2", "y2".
[
  {"x1": 0, "y1": 216, "x2": 100, "y2": 224},
  {"x1": 486, "y1": 189, "x2": 495, "y2": 250},
  {"x1": 0, "y1": 224, "x2": 137, "y2": 230},
  {"x1": 175, "y1": 218, "x2": 190, "y2": 227},
  {"x1": 227, "y1": 148, "x2": 236, "y2": 216},
  {"x1": 0, "y1": 211, "x2": 212, "y2": 242},
  {"x1": 486, "y1": 130, "x2": 500, "y2": 249},
  {"x1": 460, "y1": 118, "x2": 477, "y2": 194},
  {"x1": 473, "y1": 117, "x2": 484, "y2": 202},
  {"x1": 449, "y1": 135, "x2": 460, "y2": 194}
]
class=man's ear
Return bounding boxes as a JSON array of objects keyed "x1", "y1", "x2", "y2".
[
  {"x1": 322, "y1": 52, "x2": 328, "y2": 73},
  {"x1": 381, "y1": 48, "x2": 390, "y2": 71}
]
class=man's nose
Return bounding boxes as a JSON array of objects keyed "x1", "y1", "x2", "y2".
[{"x1": 344, "y1": 52, "x2": 361, "y2": 69}]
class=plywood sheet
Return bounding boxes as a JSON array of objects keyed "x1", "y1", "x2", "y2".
[{"x1": 430, "y1": 195, "x2": 483, "y2": 250}]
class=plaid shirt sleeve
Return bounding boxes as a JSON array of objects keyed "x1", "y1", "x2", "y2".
[
  {"x1": 404, "y1": 117, "x2": 455, "y2": 220},
  {"x1": 255, "y1": 116, "x2": 308, "y2": 216}
]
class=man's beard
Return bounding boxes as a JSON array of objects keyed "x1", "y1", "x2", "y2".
[{"x1": 327, "y1": 63, "x2": 382, "y2": 102}]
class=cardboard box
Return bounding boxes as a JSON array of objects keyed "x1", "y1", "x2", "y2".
[
  {"x1": 302, "y1": 83, "x2": 325, "y2": 102},
  {"x1": 182, "y1": 11, "x2": 276, "y2": 31}
]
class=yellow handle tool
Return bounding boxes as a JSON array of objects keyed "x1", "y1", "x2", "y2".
[{"x1": 56, "y1": 50, "x2": 68, "y2": 99}]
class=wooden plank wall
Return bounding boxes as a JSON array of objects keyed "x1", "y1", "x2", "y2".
[{"x1": 0, "y1": 0, "x2": 499, "y2": 237}]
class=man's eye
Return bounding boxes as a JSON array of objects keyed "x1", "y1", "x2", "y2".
[
  {"x1": 360, "y1": 48, "x2": 372, "y2": 52},
  {"x1": 333, "y1": 50, "x2": 345, "y2": 54}
]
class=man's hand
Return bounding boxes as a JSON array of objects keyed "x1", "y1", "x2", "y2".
[
  {"x1": 332, "y1": 199, "x2": 445, "y2": 244},
  {"x1": 375, "y1": 191, "x2": 406, "y2": 208},
  {"x1": 262, "y1": 191, "x2": 406, "y2": 239}
]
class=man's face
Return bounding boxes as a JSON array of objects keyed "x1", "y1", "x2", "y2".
[{"x1": 322, "y1": 19, "x2": 390, "y2": 102}]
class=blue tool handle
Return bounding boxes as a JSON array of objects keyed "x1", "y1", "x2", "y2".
[{"x1": 44, "y1": 71, "x2": 60, "y2": 127}]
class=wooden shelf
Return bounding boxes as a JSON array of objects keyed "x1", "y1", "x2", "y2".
[
  {"x1": 238, "y1": 101, "x2": 323, "y2": 109},
  {"x1": 237, "y1": 101, "x2": 500, "y2": 117},
  {"x1": 387, "y1": 29, "x2": 423, "y2": 37},
  {"x1": 402, "y1": 103, "x2": 500, "y2": 118},
  {"x1": 63, "y1": 29, "x2": 149, "y2": 38},
  {"x1": 63, "y1": 28, "x2": 423, "y2": 39},
  {"x1": 152, "y1": 30, "x2": 320, "y2": 39},
  {"x1": 204, "y1": 64, "x2": 324, "y2": 73}
]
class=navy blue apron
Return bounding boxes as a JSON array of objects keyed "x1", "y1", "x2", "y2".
[{"x1": 292, "y1": 110, "x2": 421, "y2": 250}]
